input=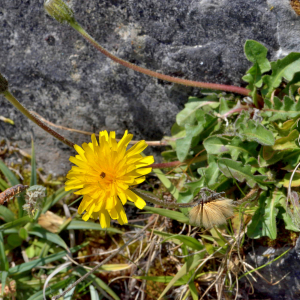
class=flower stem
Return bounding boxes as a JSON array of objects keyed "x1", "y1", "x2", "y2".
[
  {"x1": 70, "y1": 21, "x2": 252, "y2": 97},
  {"x1": 149, "y1": 155, "x2": 207, "y2": 169},
  {"x1": 3, "y1": 90, "x2": 75, "y2": 149},
  {"x1": 132, "y1": 188, "x2": 200, "y2": 209}
]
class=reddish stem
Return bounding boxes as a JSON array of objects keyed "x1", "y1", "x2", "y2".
[{"x1": 71, "y1": 22, "x2": 252, "y2": 97}]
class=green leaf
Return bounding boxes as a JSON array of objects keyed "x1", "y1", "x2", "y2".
[
  {"x1": 218, "y1": 158, "x2": 267, "y2": 189},
  {"x1": 0, "y1": 206, "x2": 15, "y2": 223},
  {"x1": 157, "y1": 253, "x2": 204, "y2": 300},
  {"x1": 176, "y1": 97, "x2": 219, "y2": 126},
  {"x1": 263, "y1": 52, "x2": 300, "y2": 97},
  {"x1": 162, "y1": 234, "x2": 203, "y2": 251},
  {"x1": 282, "y1": 172, "x2": 300, "y2": 188},
  {"x1": 282, "y1": 149, "x2": 300, "y2": 167},
  {"x1": 8, "y1": 243, "x2": 86, "y2": 276},
  {"x1": 28, "y1": 225, "x2": 69, "y2": 250},
  {"x1": 273, "y1": 119, "x2": 298, "y2": 137},
  {"x1": 0, "y1": 160, "x2": 25, "y2": 217},
  {"x1": 247, "y1": 191, "x2": 282, "y2": 239},
  {"x1": 27, "y1": 278, "x2": 74, "y2": 300},
  {"x1": 0, "y1": 159, "x2": 20, "y2": 186},
  {"x1": 219, "y1": 97, "x2": 230, "y2": 115},
  {"x1": 25, "y1": 245, "x2": 35, "y2": 258},
  {"x1": 7, "y1": 233, "x2": 23, "y2": 248},
  {"x1": 0, "y1": 232, "x2": 8, "y2": 271},
  {"x1": 238, "y1": 119, "x2": 275, "y2": 146},
  {"x1": 272, "y1": 129, "x2": 299, "y2": 150},
  {"x1": 195, "y1": 112, "x2": 219, "y2": 142},
  {"x1": 243, "y1": 40, "x2": 271, "y2": 106},
  {"x1": 244, "y1": 40, "x2": 271, "y2": 73},
  {"x1": 197, "y1": 157, "x2": 221, "y2": 188},
  {"x1": 280, "y1": 72, "x2": 300, "y2": 96},
  {"x1": 0, "y1": 271, "x2": 8, "y2": 296},
  {"x1": 189, "y1": 280, "x2": 199, "y2": 300},
  {"x1": 42, "y1": 188, "x2": 73, "y2": 213},
  {"x1": 153, "y1": 168, "x2": 180, "y2": 200},
  {"x1": 65, "y1": 220, "x2": 122, "y2": 234},
  {"x1": 19, "y1": 227, "x2": 28, "y2": 240},
  {"x1": 176, "y1": 112, "x2": 219, "y2": 162},
  {"x1": 277, "y1": 196, "x2": 300, "y2": 232},
  {"x1": 75, "y1": 266, "x2": 120, "y2": 300},
  {"x1": 204, "y1": 136, "x2": 258, "y2": 160},
  {"x1": 142, "y1": 205, "x2": 189, "y2": 224},
  {"x1": 89, "y1": 285, "x2": 100, "y2": 300},
  {"x1": 0, "y1": 215, "x2": 31, "y2": 232},
  {"x1": 30, "y1": 138, "x2": 37, "y2": 186},
  {"x1": 258, "y1": 146, "x2": 284, "y2": 167},
  {"x1": 0, "y1": 179, "x2": 9, "y2": 191},
  {"x1": 262, "y1": 96, "x2": 300, "y2": 122},
  {"x1": 161, "y1": 149, "x2": 178, "y2": 161},
  {"x1": 176, "y1": 122, "x2": 204, "y2": 161}
]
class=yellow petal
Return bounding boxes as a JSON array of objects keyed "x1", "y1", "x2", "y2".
[
  {"x1": 118, "y1": 192, "x2": 127, "y2": 205},
  {"x1": 115, "y1": 199, "x2": 128, "y2": 225},
  {"x1": 132, "y1": 176, "x2": 146, "y2": 185},
  {"x1": 125, "y1": 189, "x2": 146, "y2": 209},
  {"x1": 125, "y1": 168, "x2": 152, "y2": 177},
  {"x1": 74, "y1": 144, "x2": 87, "y2": 162},
  {"x1": 78, "y1": 196, "x2": 94, "y2": 214},
  {"x1": 69, "y1": 157, "x2": 91, "y2": 170},
  {"x1": 117, "y1": 131, "x2": 133, "y2": 150},
  {"x1": 105, "y1": 196, "x2": 117, "y2": 210},
  {"x1": 65, "y1": 184, "x2": 84, "y2": 191},
  {"x1": 99, "y1": 209, "x2": 111, "y2": 228},
  {"x1": 109, "y1": 206, "x2": 118, "y2": 219},
  {"x1": 126, "y1": 141, "x2": 147, "y2": 157},
  {"x1": 91, "y1": 134, "x2": 98, "y2": 148}
]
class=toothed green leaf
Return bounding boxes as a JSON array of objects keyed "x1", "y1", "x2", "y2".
[
  {"x1": 218, "y1": 158, "x2": 268, "y2": 189},
  {"x1": 262, "y1": 96, "x2": 300, "y2": 121},
  {"x1": 204, "y1": 136, "x2": 258, "y2": 160},
  {"x1": 262, "y1": 52, "x2": 300, "y2": 97},
  {"x1": 247, "y1": 191, "x2": 281, "y2": 239}
]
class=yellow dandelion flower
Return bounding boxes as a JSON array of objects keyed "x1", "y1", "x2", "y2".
[{"x1": 65, "y1": 130, "x2": 154, "y2": 228}]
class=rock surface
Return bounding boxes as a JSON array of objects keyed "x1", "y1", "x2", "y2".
[
  {"x1": 244, "y1": 241, "x2": 300, "y2": 300},
  {"x1": 0, "y1": 0, "x2": 298, "y2": 175}
]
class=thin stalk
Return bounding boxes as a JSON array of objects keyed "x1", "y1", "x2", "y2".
[
  {"x1": 30, "y1": 110, "x2": 167, "y2": 146},
  {"x1": 132, "y1": 188, "x2": 201, "y2": 209},
  {"x1": 3, "y1": 90, "x2": 75, "y2": 149},
  {"x1": 149, "y1": 154, "x2": 207, "y2": 169},
  {"x1": 70, "y1": 21, "x2": 252, "y2": 97}
]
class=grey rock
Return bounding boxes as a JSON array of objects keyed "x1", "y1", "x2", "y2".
[
  {"x1": 244, "y1": 237, "x2": 300, "y2": 300},
  {"x1": 0, "y1": 0, "x2": 297, "y2": 175}
]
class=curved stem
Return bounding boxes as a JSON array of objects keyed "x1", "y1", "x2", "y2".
[
  {"x1": 149, "y1": 155, "x2": 207, "y2": 169},
  {"x1": 30, "y1": 110, "x2": 167, "y2": 146},
  {"x1": 132, "y1": 188, "x2": 200, "y2": 209},
  {"x1": 3, "y1": 91, "x2": 75, "y2": 149},
  {"x1": 70, "y1": 21, "x2": 251, "y2": 97}
]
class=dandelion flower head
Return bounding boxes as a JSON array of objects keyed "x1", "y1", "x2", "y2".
[{"x1": 65, "y1": 130, "x2": 154, "y2": 228}]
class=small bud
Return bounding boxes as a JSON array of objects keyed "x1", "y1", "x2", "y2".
[
  {"x1": 44, "y1": 0, "x2": 75, "y2": 24},
  {"x1": 23, "y1": 185, "x2": 46, "y2": 217},
  {"x1": 0, "y1": 73, "x2": 8, "y2": 93}
]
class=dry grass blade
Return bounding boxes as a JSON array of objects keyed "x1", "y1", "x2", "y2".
[{"x1": 52, "y1": 219, "x2": 155, "y2": 300}]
